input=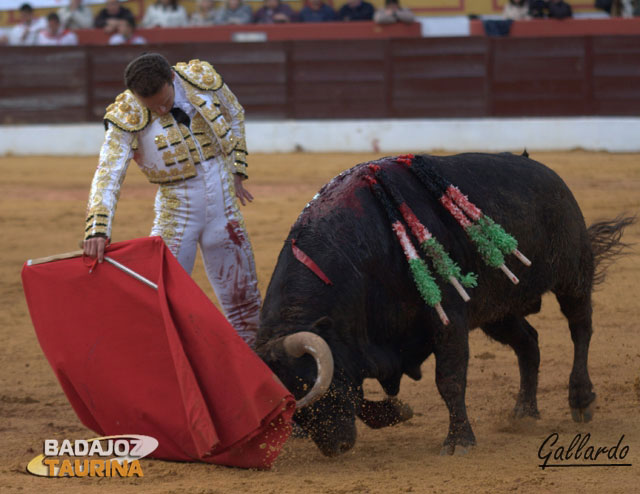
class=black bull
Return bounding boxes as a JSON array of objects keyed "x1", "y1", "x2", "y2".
[{"x1": 255, "y1": 153, "x2": 634, "y2": 457}]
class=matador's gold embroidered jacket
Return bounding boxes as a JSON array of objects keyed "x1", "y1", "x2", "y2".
[{"x1": 85, "y1": 59, "x2": 248, "y2": 240}]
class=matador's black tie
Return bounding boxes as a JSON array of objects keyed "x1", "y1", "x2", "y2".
[{"x1": 170, "y1": 107, "x2": 191, "y2": 128}]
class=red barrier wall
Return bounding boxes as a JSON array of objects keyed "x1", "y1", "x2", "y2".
[
  {"x1": 470, "y1": 18, "x2": 640, "y2": 37},
  {"x1": 77, "y1": 21, "x2": 422, "y2": 45},
  {"x1": 2, "y1": 35, "x2": 640, "y2": 124}
]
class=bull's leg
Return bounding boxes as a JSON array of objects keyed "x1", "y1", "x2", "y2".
[
  {"x1": 556, "y1": 293, "x2": 596, "y2": 422},
  {"x1": 481, "y1": 316, "x2": 540, "y2": 418},
  {"x1": 434, "y1": 323, "x2": 476, "y2": 455}
]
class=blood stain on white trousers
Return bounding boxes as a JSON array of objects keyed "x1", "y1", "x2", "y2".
[{"x1": 150, "y1": 156, "x2": 261, "y2": 346}]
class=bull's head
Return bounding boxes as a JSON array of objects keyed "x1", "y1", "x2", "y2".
[{"x1": 256, "y1": 325, "x2": 363, "y2": 457}]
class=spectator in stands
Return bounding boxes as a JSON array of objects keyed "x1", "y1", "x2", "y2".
[
  {"x1": 94, "y1": 0, "x2": 136, "y2": 34},
  {"x1": 595, "y1": 0, "x2": 633, "y2": 16},
  {"x1": 503, "y1": 0, "x2": 531, "y2": 20},
  {"x1": 299, "y1": 0, "x2": 337, "y2": 22},
  {"x1": 7, "y1": 3, "x2": 46, "y2": 46},
  {"x1": 373, "y1": 0, "x2": 415, "y2": 24},
  {"x1": 337, "y1": 0, "x2": 374, "y2": 21},
  {"x1": 594, "y1": 0, "x2": 613, "y2": 14},
  {"x1": 623, "y1": 0, "x2": 634, "y2": 15},
  {"x1": 253, "y1": 0, "x2": 298, "y2": 23},
  {"x1": 190, "y1": 0, "x2": 217, "y2": 25},
  {"x1": 36, "y1": 12, "x2": 79, "y2": 45},
  {"x1": 109, "y1": 17, "x2": 147, "y2": 44},
  {"x1": 528, "y1": 0, "x2": 547, "y2": 17},
  {"x1": 142, "y1": 0, "x2": 189, "y2": 27},
  {"x1": 215, "y1": 0, "x2": 253, "y2": 24},
  {"x1": 58, "y1": 0, "x2": 94, "y2": 30},
  {"x1": 529, "y1": 0, "x2": 573, "y2": 17},
  {"x1": 548, "y1": 0, "x2": 573, "y2": 17}
]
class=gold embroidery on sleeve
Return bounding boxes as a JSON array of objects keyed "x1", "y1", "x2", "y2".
[{"x1": 85, "y1": 126, "x2": 133, "y2": 239}]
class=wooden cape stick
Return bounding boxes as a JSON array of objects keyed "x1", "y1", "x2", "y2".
[
  {"x1": 27, "y1": 250, "x2": 83, "y2": 266},
  {"x1": 26, "y1": 249, "x2": 158, "y2": 290}
]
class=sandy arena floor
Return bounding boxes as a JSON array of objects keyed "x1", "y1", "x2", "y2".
[{"x1": 0, "y1": 151, "x2": 639, "y2": 493}]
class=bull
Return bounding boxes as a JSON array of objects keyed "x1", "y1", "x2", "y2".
[{"x1": 254, "y1": 153, "x2": 633, "y2": 457}]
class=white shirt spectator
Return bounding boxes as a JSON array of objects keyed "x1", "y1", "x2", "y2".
[
  {"x1": 142, "y1": 1, "x2": 189, "y2": 28},
  {"x1": 36, "y1": 12, "x2": 78, "y2": 46},
  {"x1": 58, "y1": 0, "x2": 94, "y2": 30},
  {"x1": 8, "y1": 17, "x2": 46, "y2": 46}
]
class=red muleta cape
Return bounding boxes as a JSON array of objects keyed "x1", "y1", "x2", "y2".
[{"x1": 21, "y1": 236, "x2": 295, "y2": 469}]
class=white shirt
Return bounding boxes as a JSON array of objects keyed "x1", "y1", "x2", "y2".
[
  {"x1": 172, "y1": 75, "x2": 196, "y2": 120},
  {"x1": 36, "y1": 28, "x2": 78, "y2": 46},
  {"x1": 141, "y1": 5, "x2": 189, "y2": 28},
  {"x1": 8, "y1": 17, "x2": 46, "y2": 46},
  {"x1": 57, "y1": 6, "x2": 94, "y2": 30}
]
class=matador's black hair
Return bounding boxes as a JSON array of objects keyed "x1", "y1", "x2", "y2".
[{"x1": 124, "y1": 53, "x2": 173, "y2": 97}]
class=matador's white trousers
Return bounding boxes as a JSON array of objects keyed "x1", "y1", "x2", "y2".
[{"x1": 150, "y1": 156, "x2": 261, "y2": 346}]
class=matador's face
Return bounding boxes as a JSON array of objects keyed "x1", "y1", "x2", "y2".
[{"x1": 133, "y1": 76, "x2": 175, "y2": 116}]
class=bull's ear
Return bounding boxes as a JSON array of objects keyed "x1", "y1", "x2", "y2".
[{"x1": 311, "y1": 316, "x2": 334, "y2": 333}]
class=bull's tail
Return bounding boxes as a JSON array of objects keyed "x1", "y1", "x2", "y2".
[{"x1": 588, "y1": 214, "x2": 636, "y2": 286}]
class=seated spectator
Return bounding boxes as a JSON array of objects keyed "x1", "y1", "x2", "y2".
[
  {"x1": 595, "y1": 0, "x2": 633, "y2": 16},
  {"x1": 529, "y1": 0, "x2": 573, "y2": 17},
  {"x1": 548, "y1": 0, "x2": 573, "y2": 17},
  {"x1": 94, "y1": 0, "x2": 136, "y2": 34},
  {"x1": 142, "y1": 0, "x2": 189, "y2": 28},
  {"x1": 299, "y1": 0, "x2": 337, "y2": 22},
  {"x1": 190, "y1": 0, "x2": 217, "y2": 25},
  {"x1": 109, "y1": 17, "x2": 147, "y2": 44},
  {"x1": 503, "y1": 0, "x2": 531, "y2": 20},
  {"x1": 58, "y1": 0, "x2": 94, "y2": 30},
  {"x1": 215, "y1": 0, "x2": 253, "y2": 24},
  {"x1": 36, "y1": 12, "x2": 79, "y2": 45},
  {"x1": 622, "y1": 0, "x2": 634, "y2": 16},
  {"x1": 7, "y1": 3, "x2": 46, "y2": 46},
  {"x1": 373, "y1": 0, "x2": 415, "y2": 24},
  {"x1": 337, "y1": 0, "x2": 374, "y2": 21},
  {"x1": 253, "y1": 0, "x2": 298, "y2": 23},
  {"x1": 529, "y1": 0, "x2": 547, "y2": 17}
]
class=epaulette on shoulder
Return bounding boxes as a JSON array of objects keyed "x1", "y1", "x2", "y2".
[
  {"x1": 174, "y1": 59, "x2": 223, "y2": 91},
  {"x1": 104, "y1": 90, "x2": 150, "y2": 133}
]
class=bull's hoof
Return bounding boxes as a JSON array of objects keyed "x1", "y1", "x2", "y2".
[
  {"x1": 440, "y1": 444, "x2": 474, "y2": 456},
  {"x1": 512, "y1": 403, "x2": 540, "y2": 420},
  {"x1": 571, "y1": 400, "x2": 595, "y2": 423},
  {"x1": 359, "y1": 397, "x2": 413, "y2": 429},
  {"x1": 439, "y1": 430, "x2": 476, "y2": 456}
]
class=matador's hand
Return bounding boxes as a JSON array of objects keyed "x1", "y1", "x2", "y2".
[
  {"x1": 234, "y1": 174, "x2": 254, "y2": 206},
  {"x1": 83, "y1": 236, "x2": 107, "y2": 263}
]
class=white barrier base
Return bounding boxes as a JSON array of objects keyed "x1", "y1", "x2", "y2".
[{"x1": 1, "y1": 117, "x2": 639, "y2": 156}]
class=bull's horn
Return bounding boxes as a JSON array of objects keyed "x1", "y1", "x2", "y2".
[{"x1": 283, "y1": 332, "x2": 334, "y2": 408}]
